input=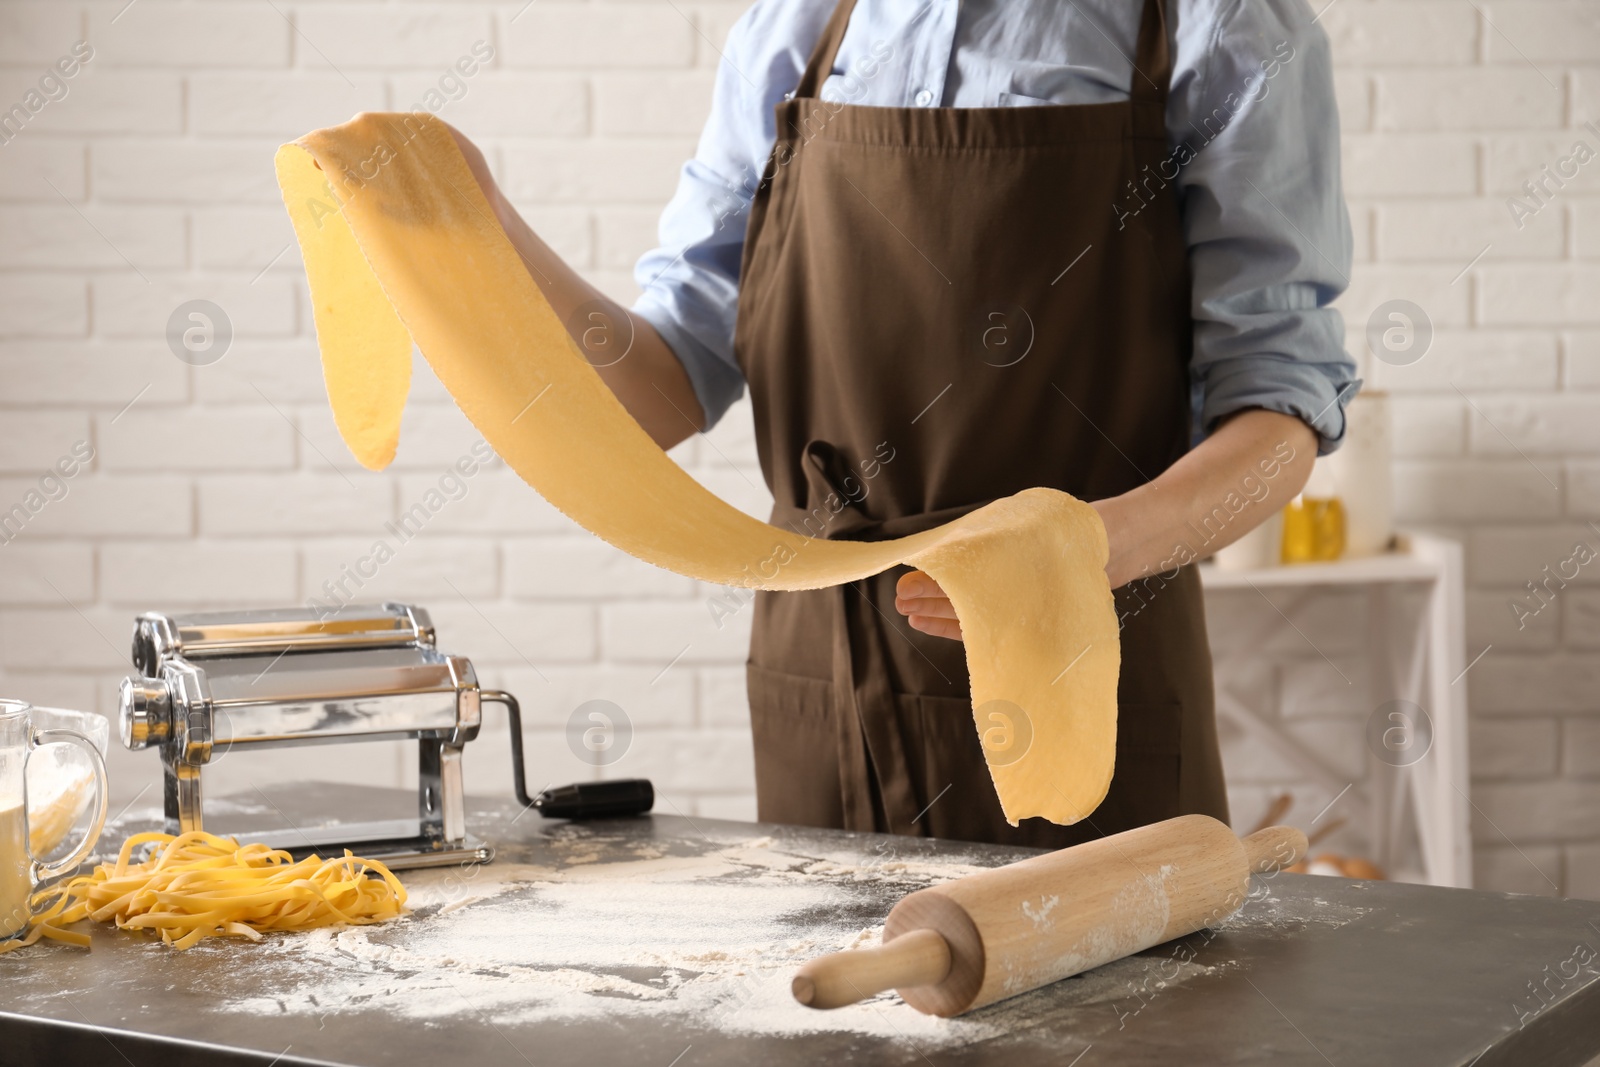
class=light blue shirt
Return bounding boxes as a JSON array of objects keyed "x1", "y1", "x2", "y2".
[{"x1": 632, "y1": 0, "x2": 1357, "y2": 454}]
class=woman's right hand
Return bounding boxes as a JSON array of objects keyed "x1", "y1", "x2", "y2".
[{"x1": 448, "y1": 125, "x2": 507, "y2": 219}]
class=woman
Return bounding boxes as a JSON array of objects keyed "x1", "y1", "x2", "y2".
[{"x1": 453, "y1": 0, "x2": 1353, "y2": 847}]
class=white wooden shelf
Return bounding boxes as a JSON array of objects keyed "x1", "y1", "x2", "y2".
[{"x1": 1199, "y1": 533, "x2": 1473, "y2": 888}]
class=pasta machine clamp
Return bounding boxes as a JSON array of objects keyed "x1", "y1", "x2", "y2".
[{"x1": 117, "y1": 603, "x2": 514, "y2": 870}]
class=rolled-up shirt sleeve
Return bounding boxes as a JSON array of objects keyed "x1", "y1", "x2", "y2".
[
  {"x1": 631, "y1": 1, "x2": 830, "y2": 430},
  {"x1": 630, "y1": 162, "x2": 750, "y2": 430},
  {"x1": 1175, "y1": 0, "x2": 1358, "y2": 455}
]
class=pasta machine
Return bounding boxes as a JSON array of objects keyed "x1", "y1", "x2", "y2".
[{"x1": 117, "y1": 603, "x2": 512, "y2": 870}]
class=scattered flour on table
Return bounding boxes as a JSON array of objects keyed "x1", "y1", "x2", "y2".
[
  {"x1": 1214, "y1": 890, "x2": 1374, "y2": 933},
  {"x1": 96, "y1": 814, "x2": 1341, "y2": 1042},
  {"x1": 222, "y1": 834, "x2": 1003, "y2": 1043}
]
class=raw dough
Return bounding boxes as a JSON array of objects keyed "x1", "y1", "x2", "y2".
[{"x1": 273, "y1": 113, "x2": 1120, "y2": 826}]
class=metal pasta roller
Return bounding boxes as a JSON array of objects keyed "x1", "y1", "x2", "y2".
[{"x1": 117, "y1": 603, "x2": 514, "y2": 870}]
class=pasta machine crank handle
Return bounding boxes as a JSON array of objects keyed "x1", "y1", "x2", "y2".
[{"x1": 481, "y1": 689, "x2": 655, "y2": 820}]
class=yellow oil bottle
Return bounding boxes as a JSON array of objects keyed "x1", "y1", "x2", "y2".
[{"x1": 1281, "y1": 495, "x2": 1346, "y2": 563}]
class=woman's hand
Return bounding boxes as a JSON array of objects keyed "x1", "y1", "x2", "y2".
[
  {"x1": 448, "y1": 125, "x2": 505, "y2": 215},
  {"x1": 892, "y1": 501, "x2": 1118, "y2": 642},
  {"x1": 890, "y1": 410, "x2": 1318, "y2": 642},
  {"x1": 894, "y1": 570, "x2": 963, "y2": 641}
]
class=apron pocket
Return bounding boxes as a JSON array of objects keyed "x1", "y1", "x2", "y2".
[
  {"x1": 1094, "y1": 701, "x2": 1184, "y2": 834},
  {"x1": 913, "y1": 693, "x2": 1009, "y2": 841},
  {"x1": 914, "y1": 696, "x2": 1184, "y2": 839},
  {"x1": 745, "y1": 662, "x2": 844, "y2": 828}
]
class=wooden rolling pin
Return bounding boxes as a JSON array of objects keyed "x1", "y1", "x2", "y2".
[{"x1": 793, "y1": 814, "x2": 1306, "y2": 1017}]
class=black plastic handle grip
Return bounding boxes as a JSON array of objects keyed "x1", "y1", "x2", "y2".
[
  {"x1": 531, "y1": 779, "x2": 656, "y2": 820},
  {"x1": 482, "y1": 688, "x2": 654, "y2": 819}
]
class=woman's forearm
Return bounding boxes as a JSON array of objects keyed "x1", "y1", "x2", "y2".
[
  {"x1": 896, "y1": 409, "x2": 1317, "y2": 640},
  {"x1": 1092, "y1": 409, "x2": 1317, "y2": 589},
  {"x1": 448, "y1": 128, "x2": 704, "y2": 450}
]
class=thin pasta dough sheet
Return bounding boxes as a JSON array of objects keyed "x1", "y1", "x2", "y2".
[{"x1": 273, "y1": 112, "x2": 1121, "y2": 827}]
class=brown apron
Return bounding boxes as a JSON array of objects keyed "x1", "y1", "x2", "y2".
[{"x1": 732, "y1": 0, "x2": 1229, "y2": 848}]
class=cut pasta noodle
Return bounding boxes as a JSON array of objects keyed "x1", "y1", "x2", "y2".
[{"x1": 0, "y1": 830, "x2": 406, "y2": 954}]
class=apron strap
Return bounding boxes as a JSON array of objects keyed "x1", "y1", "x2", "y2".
[
  {"x1": 1130, "y1": 0, "x2": 1173, "y2": 143},
  {"x1": 794, "y1": 0, "x2": 860, "y2": 101},
  {"x1": 787, "y1": 440, "x2": 999, "y2": 539},
  {"x1": 778, "y1": 439, "x2": 993, "y2": 836},
  {"x1": 831, "y1": 581, "x2": 927, "y2": 834}
]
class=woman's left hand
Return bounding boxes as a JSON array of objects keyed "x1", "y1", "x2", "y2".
[
  {"x1": 893, "y1": 501, "x2": 1125, "y2": 642},
  {"x1": 891, "y1": 411, "x2": 1318, "y2": 644},
  {"x1": 894, "y1": 570, "x2": 963, "y2": 641}
]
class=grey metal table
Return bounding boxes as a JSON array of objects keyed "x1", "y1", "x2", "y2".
[{"x1": 2, "y1": 784, "x2": 1598, "y2": 1067}]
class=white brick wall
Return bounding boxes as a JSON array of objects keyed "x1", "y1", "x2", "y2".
[
  {"x1": 1421, "y1": 0, "x2": 1600, "y2": 883},
  {"x1": 0, "y1": 0, "x2": 1595, "y2": 899}
]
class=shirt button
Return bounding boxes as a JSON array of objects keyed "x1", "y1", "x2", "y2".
[{"x1": 914, "y1": 88, "x2": 935, "y2": 107}]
